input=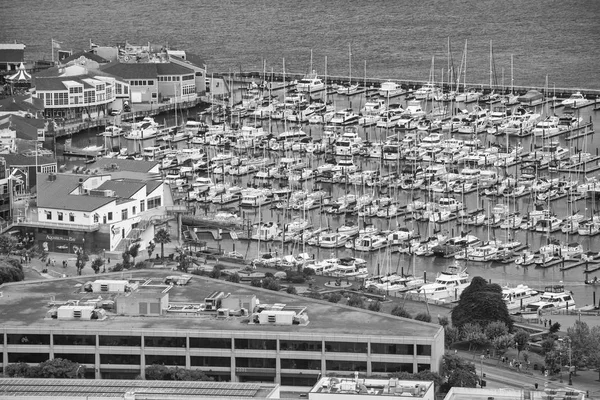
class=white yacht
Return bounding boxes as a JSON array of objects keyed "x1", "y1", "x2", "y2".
[
  {"x1": 560, "y1": 92, "x2": 586, "y2": 107},
  {"x1": 502, "y1": 285, "x2": 541, "y2": 311},
  {"x1": 524, "y1": 285, "x2": 576, "y2": 313},
  {"x1": 330, "y1": 108, "x2": 360, "y2": 126},
  {"x1": 378, "y1": 81, "x2": 405, "y2": 98},
  {"x1": 408, "y1": 265, "x2": 470, "y2": 301},
  {"x1": 295, "y1": 71, "x2": 326, "y2": 93}
]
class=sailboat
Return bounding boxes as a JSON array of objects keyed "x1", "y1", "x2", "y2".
[
  {"x1": 480, "y1": 40, "x2": 500, "y2": 103},
  {"x1": 337, "y1": 43, "x2": 360, "y2": 95}
]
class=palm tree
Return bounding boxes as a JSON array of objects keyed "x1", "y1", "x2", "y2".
[{"x1": 153, "y1": 228, "x2": 171, "y2": 260}]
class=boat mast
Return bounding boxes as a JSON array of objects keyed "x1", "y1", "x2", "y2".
[
  {"x1": 464, "y1": 39, "x2": 467, "y2": 93},
  {"x1": 511, "y1": 54, "x2": 514, "y2": 95},
  {"x1": 489, "y1": 40, "x2": 493, "y2": 92},
  {"x1": 349, "y1": 42, "x2": 352, "y2": 86}
]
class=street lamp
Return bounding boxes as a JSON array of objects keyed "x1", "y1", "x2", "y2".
[
  {"x1": 567, "y1": 338, "x2": 573, "y2": 386},
  {"x1": 480, "y1": 354, "x2": 485, "y2": 387}
]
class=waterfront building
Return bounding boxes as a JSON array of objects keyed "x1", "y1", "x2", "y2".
[
  {"x1": 0, "y1": 271, "x2": 444, "y2": 384},
  {"x1": 100, "y1": 61, "x2": 197, "y2": 104},
  {"x1": 5, "y1": 170, "x2": 175, "y2": 254},
  {"x1": 0, "y1": 44, "x2": 25, "y2": 78},
  {"x1": 32, "y1": 64, "x2": 129, "y2": 120}
]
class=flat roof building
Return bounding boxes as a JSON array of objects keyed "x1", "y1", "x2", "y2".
[
  {"x1": 309, "y1": 376, "x2": 435, "y2": 400},
  {"x1": 0, "y1": 270, "x2": 444, "y2": 385}
]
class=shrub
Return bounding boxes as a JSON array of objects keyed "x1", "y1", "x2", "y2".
[
  {"x1": 347, "y1": 294, "x2": 364, "y2": 308},
  {"x1": 111, "y1": 263, "x2": 124, "y2": 272},
  {"x1": 414, "y1": 312, "x2": 432, "y2": 323},
  {"x1": 328, "y1": 292, "x2": 342, "y2": 303},
  {"x1": 250, "y1": 278, "x2": 262, "y2": 287},
  {"x1": 286, "y1": 285, "x2": 297, "y2": 295},
  {"x1": 227, "y1": 273, "x2": 240, "y2": 283},
  {"x1": 391, "y1": 305, "x2": 412, "y2": 319},
  {"x1": 134, "y1": 261, "x2": 152, "y2": 269},
  {"x1": 368, "y1": 300, "x2": 382, "y2": 312},
  {"x1": 4, "y1": 258, "x2": 23, "y2": 271}
]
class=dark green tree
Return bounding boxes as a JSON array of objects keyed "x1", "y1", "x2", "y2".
[
  {"x1": 145, "y1": 364, "x2": 213, "y2": 381},
  {"x1": 513, "y1": 329, "x2": 530, "y2": 361},
  {"x1": 0, "y1": 234, "x2": 18, "y2": 255},
  {"x1": 91, "y1": 257, "x2": 104, "y2": 274},
  {"x1": 438, "y1": 315, "x2": 450, "y2": 327},
  {"x1": 485, "y1": 321, "x2": 509, "y2": 341},
  {"x1": 440, "y1": 354, "x2": 479, "y2": 390},
  {"x1": 328, "y1": 292, "x2": 342, "y2": 303},
  {"x1": 461, "y1": 322, "x2": 489, "y2": 351},
  {"x1": 451, "y1": 276, "x2": 513, "y2": 331},
  {"x1": 128, "y1": 242, "x2": 141, "y2": 265},
  {"x1": 549, "y1": 322, "x2": 561, "y2": 334},
  {"x1": 445, "y1": 326, "x2": 461, "y2": 350},
  {"x1": 286, "y1": 285, "x2": 297, "y2": 295},
  {"x1": 147, "y1": 241, "x2": 156, "y2": 259},
  {"x1": 6, "y1": 358, "x2": 84, "y2": 378},
  {"x1": 227, "y1": 272, "x2": 240, "y2": 283},
  {"x1": 153, "y1": 228, "x2": 171, "y2": 260},
  {"x1": 0, "y1": 259, "x2": 24, "y2": 284}
]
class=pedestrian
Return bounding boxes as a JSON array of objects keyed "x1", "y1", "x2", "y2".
[
  {"x1": 20, "y1": 256, "x2": 23, "y2": 264},
  {"x1": 51, "y1": 259, "x2": 56, "y2": 267},
  {"x1": 486, "y1": 349, "x2": 490, "y2": 358},
  {"x1": 544, "y1": 319, "x2": 547, "y2": 327},
  {"x1": 549, "y1": 319, "x2": 552, "y2": 327},
  {"x1": 108, "y1": 258, "x2": 111, "y2": 264}
]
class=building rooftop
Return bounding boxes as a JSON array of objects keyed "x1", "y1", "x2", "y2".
[
  {"x1": 36, "y1": 173, "x2": 115, "y2": 212},
  {"x1": 309, "y1": 376, "x2": 434, "y2": 399},
  {"x1": 90, "y1": 158, "x2": 160, "y2": 174},
  {"x1": 0, "y1": 378, "x2": 279, "y2": 399},
  {"x1": 1, "y1": 153, "x2": 56, "y2": 167},
  {"x1": 60, "y1": 50, "x2": 109, "y2": 65},
  {"x1": 100, "y1": 61, "x2": 194, "y2": 80},
  {"x1": 97, "y1": 179, "x2": 146, "y2": 199},
  {"x1": 443, "y1": 387, "x2": 585, "y2": 400},
  {"x1": 0, "y1": 270, "x2": 443, "y2": 339}
]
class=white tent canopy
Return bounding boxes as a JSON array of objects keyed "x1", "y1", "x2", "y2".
[{"x1": 7, "y1": 63, "x2": 31, "y2": 82}]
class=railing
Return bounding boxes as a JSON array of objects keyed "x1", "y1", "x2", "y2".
[
  {"x1": 16, "y1": 220, "x2": 100, "y2": 232},
  {"x1": 114, "y1": 213, "x2": 173, "y2": 252}
]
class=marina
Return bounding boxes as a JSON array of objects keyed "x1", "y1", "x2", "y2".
[{"x1": 49, "y1": 73, "x2": 600, "y2": 309}]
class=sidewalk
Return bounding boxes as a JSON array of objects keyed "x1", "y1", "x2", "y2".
[{"x1": 453, "y1": 349, "x2": 600, "y2": 399}]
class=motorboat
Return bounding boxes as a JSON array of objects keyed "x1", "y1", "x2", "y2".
[
  {"x1": 502, "y1": 284, "x2": 541, "y2": 311},
  {"x1": 560, "y1": 91, "x2": 586, "y2": 107},
  {"x1": 353, "y1": 234, "x2": 388, "y2": 252},
  {"x1": 515, "y1": 250, "x2": 536, "y2": 266},
  {"x1": 295, "y1": 71, "x2": 326, "y2": 93},
  {"x1": 414, "y1": 83, "x2": 441, "y2": 100},
  {"x1": 455, "y1": 88, "x2": 483, "y2": 103},
  {"x1": 330, "y1": 108, "x2": 360, "y2": 126},
  {"x1": 523, "y1": 285, "x2": 576, "y2": 313},
  {"x1": 408, "y1": 264, "x2": 470, "y2": 301},
  {"x1": 467, "y1": 244, "x2": 499, "y2": 262},
  {"x1": 378, "y1": 81, "x2": 405, "y2": 98},
  {"x1": 317, "y1": 232, "x2": 352, "y2": 248},
  {"x1": 251, "y1": 222, "x2": 281, "y2": 241},
  {"x1": 533, "y1": 116, "x2": 560, "y2": 137}
]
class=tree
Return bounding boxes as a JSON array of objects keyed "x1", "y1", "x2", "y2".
[
  {"x1": 91, "y1": 257, "x2": 104, "y2": 274},
  {"x1": 451, "y1": 276, "x2": 513, "y2": 331},
  {"x1": 441, "y1": 354, "x2": 478, "y2": 390},
  {"x1": 368, "y1": 300, "x2": 381, "y2": 312},
  {"x1": 0, "y1": 258, "x2": 24, "y2": 284},
  {"x1": 147, "y1": 241, "x2": 156, "y2": 260},
  {"x1": 262, "y1": 277, "x2": 281, "y2": 291},
  {"x1": 121, "y1": 251, "x2": 132, "y2": 269},
  {"x1": 145, "y1": 364, "x2": 213, "y2": 381},
  {"x1": 485, "y1": 321, "x2": 509, "y2": 341},
  {"x1": 445, "y1": 326, "x2": 461, "y2": 350},
  {"x1": 587, "y1": 326, "x2": 600, "y2": 381},
  {"x1": 176, "y1": 247, "x2": 191, "y2": 273},
  {"x1": 513, "y1": 329, "x2": 530, "y2": 361},
  {"x1": 0, "y1": 234, "x2": 18, "y2": 255},
  {"x1": 6, "y1": 358, "x2": 84, "y2": 378},
  {"x1": 153, "y1": 228, "x2": 171, "y2": 260},
  {"x1": 227, "y1": 273, "x2": 240, "y2": 283},
  {"x1": 461, "y1": 323, "x2": 488, "y2": 351},
  {"x1": 75, "y1": 249, "x2": 88, "y2": 275},
  {"x1": 567, "y1": 320, "x2": 591, "y2": 374},
  {"x1": 347, "y1": 294, "x2": 364, "y2": 309},
  {"x1": 391, "y1": 305, "x2": 412, "y2": 319},
  {"x1": 438, "y1": 315, "x2": 450, "y2": 327},
  {"x1": 415, "y1": 312, "x2": 432, "y2": 323},
  {"x1": 492, "y1": 334, "x2": 514, "y2": 359},
  {"x1": 128, "y1": 242, "x2": 141, "y2": 265},
  {"x1": 250, "y1": 278, "x2": 262, "y2": 287},
  {"x1": 549, "y1": 322, "x2": 561, "y2": 334}
]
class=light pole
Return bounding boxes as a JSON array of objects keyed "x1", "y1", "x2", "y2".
[
  {"x1": 480, "y1": 354, "x2": 485, "y2": 387},
  {"x1": 568, "y1": 338, "x2": 573, "y2": 386}
]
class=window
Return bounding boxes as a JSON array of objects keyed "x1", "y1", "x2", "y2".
[
  {"x1": 45, "y1": 94, "x2": 52, "y2": 106},
  {"x1": 121, "y1": 209, "x2": 128, "y2": 220},
  {"x1": 8, "y1": 353, "x2": 49, "y2": 363},
  {"x1": 417, "y1": 345, "x2": 431, "y2": 356},
  {"x1": 107, "y1": 212, "x2": 113, "y2": 221},
  {"x1": 124, "y1": 85, "x2": 128, "y2": 94},
  {"x1": 57, "y1": 212, "x2": 63, "y2": 221},
  {"x1": 84, "y1": 90, "x2": 95, "y2": 104},
  {"x1": 236, "y1": 358, "x2": 276, "y2": 368},
  {"x1": 54, "y1": 334, "x2": 96, "y2": 346},
  {"x1": 116, "y1": 83, "x2": 122, "y2": 95},
  {"x1": 235, "y1": 338, "x2": 276, "y2": 350},
  {"x1": 132, "y1": 206, "x2": 136, "y2": 215},
  {"x1": 99, "y1": 335, "x2": 141, "y2": 347},
  {"x1": 54, "y1": 353, "x2": 95, "y2": 364},
  {"x1": 325, "y1": 341, "x2": 367, "y2": 353},
  {"x1": 38, "y1": 93, "x2": 44, "y2": 102},
  {"x1": 147, "y1": 80, "x2": 154, "y2": 85},
  {"x1": 69, "y1": 212, "x2": 75, "y2": 222},
  {"x1": 326, "y1": 360, "x2": 367, "y2": 372},
  {"x1": 147, "y1": 196, "x2": 161, "y2": 209},
  {"x1": 53, "y1": 92, "x2": 68, "y2": 106},
  {"x1": 100, "y1": 354, "x2": 140, "y2": 365},
  {"x1": 69, "y1": 86, "x2": 82, "y2": 94},
  {"x1": 372, "y1": 362, "x2": 414, "y2": 373},
  {"x1": 46, "y1": 211, "x2": 52, "y2": 220},
  {"x1": 146, "y1": 355, "x2": 185, "y2": 366},
  {"x1": 280, "y1": 359, "x2": 321, "y2": 370},
  {"x1": 371, "y1": 343, "x2": 414, "y2": 355},
  {"x1": 191, "y1": 356, "x2": 230, "y2": 367},
  {"x1": 151, "y1": 92, "x2": 157, "y2": 99},
  {"x1": 189, "y1": 337, "x2": 231, "y2": 349},
  {"x1": 144, "y1": 336, "x2": 186, "y2": 348},
  {"x1": 280, "y1": 340, "x2": 322, "y2": 352},
  {"x1": 140, "y1": 200, "x2": 145, "y2": 212},
  {"x1": 182, "y1": 85, "x2": 196, "y2": 95},
  {"x1": 7, "y1": 334, "x2": 50, "y2": 345}
]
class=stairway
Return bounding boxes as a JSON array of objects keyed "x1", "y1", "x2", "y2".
[{"x1": 114, "y1": 214, "x2": 173, "y2": 253}]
